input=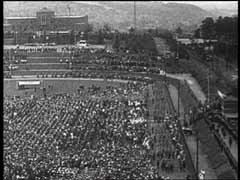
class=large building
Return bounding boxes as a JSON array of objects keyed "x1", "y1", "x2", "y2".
[{"x1": 4, "y1": 7, "x2": 88, "y2": 45}]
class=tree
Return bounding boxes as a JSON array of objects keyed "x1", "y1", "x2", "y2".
[
  {"x1": 194, "y1": 28, "x2": 201, "y2": 38},
  {"x1": 200, "y1": 17, "x2": 215, "y2": 39},
  {"x1": 97, "y1": 30, "x2": 104, "y2": 44},
  {"x1": 69, "y1": 30, "x2": 75, "y2": 44},
  {"x1": 128, "y1": 27, "x2": 135, "y2": 34},
  {"x1": 56, "y1": 32, "x2": 60, "y2": 45},
  {"x1": 215, "y1": 16, "x2": 223, "y2": 38},
  {"x1": 112, "y1": 34, "x2": 120, "y2": 50},
  {"x1": 87, "y1": 24, "x2": 93, "y2": 32},
  {"x1": 175, "y1": 27, "x2": 183, "y2": 35},
  {"x1": 103, "y1": 23, "x2": 111, "y2": 33}
]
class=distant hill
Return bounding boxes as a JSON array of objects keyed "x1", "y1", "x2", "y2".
[
  {"x1": 206, "y1": 8, "x2": 238, "y2": 17},
  {"x1": 4, "y1": 1, "x2": 216, "y2": 31}
]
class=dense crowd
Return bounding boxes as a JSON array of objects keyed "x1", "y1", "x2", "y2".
[
  {"x1": 4, "y1": 81, "x2": 179, "y2": 180},
  {"x1": 4, "y1": 47, "x2": 166, "y2": 80},
  {"x1": 35, "y1": 71, "x2": 155, "y2": 84},
  {"x1": 151, "y1": 114, "x2": 187, "y2": 173},
  {"x1": 5, "y1": 47, "x2": 58, "y2": 54},
  {"x1": 71, "y1": 49, "x2": 163, "y2": 74},
  {"x1": 200, "y1": 96, "x2": 236, "y2": 146},
  {"x1": 4, "y1": 45, "x2": 192, "y2": 179}
]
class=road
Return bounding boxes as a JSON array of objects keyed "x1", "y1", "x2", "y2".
[
  {"x1": 154, "y1": 37, "x2": 218, "y2": 179},
  {"x1": 166, "y1": 73, "x2": 206, "y2": 104},
  {"x1": 147, "y1": 82, "x2": 190, "y2": 179},
  {"x1": 9, "y1": 70, "x2": 207, "y2": 104},
  {"x1": 167, "y1": 81, "x2": 218, "y2": 180},
  {"x1": 5, "y1": 76, "x2": 129, "y2": 83}
]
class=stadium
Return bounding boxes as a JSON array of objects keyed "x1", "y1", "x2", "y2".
[{"x1": 4, "y1": 3, "x2": 238, "y2": 180}]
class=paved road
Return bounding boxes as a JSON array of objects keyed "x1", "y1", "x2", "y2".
[
  {"x1": 167, "y1": 80, "x2": 218, "y2": 180},
  {"x1": 4, "y1": 44, "x2": 105, "y2": 51},
  {"x1": 5, "y1": 76, "x2": 130, "y2": 83},
  {"x1": 218, "y1": 127, "x2": 238, "y2": 163},
  {"x1": 166, "y1": 73, "x2": 206, "y2": 104},
  {"x1": 167, "y1": 84, "x2": 185, "y2": 122},
  {"x1": 185, "y1": 135, "x2": 218, "y2": 180},
  {"x1": 147, "y1": 82, "x2": 189, "y2": 179},
  {"x1": 154, "y1": 37, "x2": 206, "y2": 104}
]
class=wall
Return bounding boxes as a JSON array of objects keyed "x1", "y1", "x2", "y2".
[{"x1": 4, "y1": 79, "x2": 125, "y2": 98}]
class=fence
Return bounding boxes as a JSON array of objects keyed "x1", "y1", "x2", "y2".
[{"x1": 163, "y1": 82, "x2": 198, "y2": 179}]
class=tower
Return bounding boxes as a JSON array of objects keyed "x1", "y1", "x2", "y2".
[
  {"x1": 134, "y1": 1, "x2": 136, "y2": 30},
  {"x1": 67, "y1": 5, "x2": 71, "y2": 16}
]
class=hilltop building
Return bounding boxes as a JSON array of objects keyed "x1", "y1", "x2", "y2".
[{"x1": 4, "y1": 7, "x2": 88, "y2": 45}]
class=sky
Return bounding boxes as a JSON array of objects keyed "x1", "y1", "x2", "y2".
[
  {"x1": 73, "y1": 1, "x2": 238, "y2": 10},
  {"x1": 162, "y1": 1, "x2": 238, "y2": 10}
]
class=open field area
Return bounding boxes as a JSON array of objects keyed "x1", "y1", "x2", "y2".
[{"x1": 4, "y1": 3, "x2": 238, "y2": 178}]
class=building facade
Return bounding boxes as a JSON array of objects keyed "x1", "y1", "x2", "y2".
[{"x1": 4, "y1": 7, "x2": 88, "y2": 45}]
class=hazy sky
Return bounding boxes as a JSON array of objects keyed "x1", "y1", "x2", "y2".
[
  {"x1": 161, "y1": 1, "x2": 238, "y2": 10},
  {"x1": 73, "y1": 1, "x2": 238, "y2": 10}
]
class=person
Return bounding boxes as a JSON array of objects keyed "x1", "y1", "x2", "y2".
[
  {"x1": 229, "y1": 136, "x2": 232, "y2": 148},
  {"x1": 199, "y1": 170, "x2": 205, "y2": 180},
  {"x1": 186, "y1": 174, "x2": 191, "y2": 180}
]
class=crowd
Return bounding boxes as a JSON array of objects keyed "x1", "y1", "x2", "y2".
[
  {"x1": 35, "y1": 71, "x2": 155, "y2": 84},
  {"x1": 71, "y1": 48, "x2": 162, "y2": 74},
  {"x1": 4, "y1": 81, "x2": 178, "y2": 180},
  {"x1": 149, "y1": 113, "x2": 187, "y2": 175},
  {"x1": 4, "y1": 47, "x2": 166, "y2": 80},
  {"x1": 202, "y1": 96, "x2": 237, "y2": 138},
  {"x1": 5, "y1": 47, "x2": 58, "y2": 54}
]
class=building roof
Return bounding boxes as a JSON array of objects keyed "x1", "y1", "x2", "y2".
[
  {"x1": 5, "y1": 17, "x2": 36, "y2": 20},
  {"x1": 4, "y1": 24, "x2": 12, "y2": 26},
  {"x1": 49, "y1": 30, "x2": 71, "y2": 34},
  {"x1": 224, "y1": 113, "x2": 238, "y2": 119},
  {"x1": 38, "y1": 7, "x2": 54, "y2": 13},
  {"x1": 18, "y1": 81, "x2": 41, "y2": 86},
  {"x1": 5, "y1": 15, "x2": 87, "y2": 20},
  {"x1": 55, "y1": 15, "x2": 87, "y2": 19},
  {"x1": 224, "y1": 95, "x2": 238, "y2": 102}
]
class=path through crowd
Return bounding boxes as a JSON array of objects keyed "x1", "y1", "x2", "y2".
[
  {"x1": 167, "y1": 83, "x2": 185, "y2": 124},
  {"x1": 167, "y1": 81, "x2": 218, "y2": 180},
  {"x1": 166, "y1": 73, "x2": 206, "y2": 104},
  {"x1": 147, "y1": 81, "x2": 189, "y2": 179}
]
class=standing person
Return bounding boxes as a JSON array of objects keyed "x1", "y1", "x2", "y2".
[
  {"x1": 199, "y1": 170, "x2": 205, "y2": 180},
  {"x1": 186, "y1": 174, "x2": 191, "y2": 180},
  {"x1": 229, "y1": 136, "x2": 233, "y2": 148}
]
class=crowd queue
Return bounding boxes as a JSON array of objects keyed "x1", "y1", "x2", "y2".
[
  {"x1": 4, "y1": 81, "x2": 183, "y2": 180},
  {"x1": 4, "y1": 46, "x2": 192, "y2": 179}
]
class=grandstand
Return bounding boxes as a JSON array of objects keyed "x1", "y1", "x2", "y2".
[{"x1": 4, "y1": 34, "x2": 237, "y2": 180}]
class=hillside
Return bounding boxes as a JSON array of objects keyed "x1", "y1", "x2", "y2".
[{"x1": 4, "y1": 1, "x2": 216, "y2": 31}]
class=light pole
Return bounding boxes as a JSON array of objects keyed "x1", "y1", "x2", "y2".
[
  {"x1": 134, "y1": 1, "x2": 136, "y2": 30},
  {"x1": 196, "y1": 131, "x2": 199, "y2": 179},
  {"x1": 178, "y1": 80, "x2": 180, "y2": 118},
  {"x1": 74, "y1": 31, "x2": 77, "y2": 45},
  {"x1": 46, "y1": 36, "x2": 49, "y2": 45},
  {"x1": 33, "y1": 35, "x2": 36, "y2": 43},
  {"x1": 15, "y1": 31, "x2": 18, "y2": 45},
  {"x1": 207, "y1": 69, "x2": 210, "y2": 103}
]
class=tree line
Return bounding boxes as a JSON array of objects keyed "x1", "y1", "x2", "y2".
[
  {"x1": 112, "y1": 30, "x2": 158, "y2": 55},
  {"x1": 194, "y1": 16, "x2": 238, "y2": 64},
  {"x1": 194, "y1": 16, "x2": 238, "y2": 42}
]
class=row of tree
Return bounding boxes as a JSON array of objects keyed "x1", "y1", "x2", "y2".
[
  {"x1": 194, "y1": 16, "x2": 238, "y2": 42},
  {"x1": 112, "y1": 32, "x2": 158, "y2": 54}
]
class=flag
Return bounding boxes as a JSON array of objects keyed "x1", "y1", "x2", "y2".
[
  {"x1": 217, "y1": 90, "x2": 226, "y2": 99},
  {"x1": 142, "y1": 137, "x2": 150, "y2": 149}
]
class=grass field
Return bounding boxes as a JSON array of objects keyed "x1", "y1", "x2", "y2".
[{"x1": 4, "y1": 78, "x2": 130, "y2": 97}]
